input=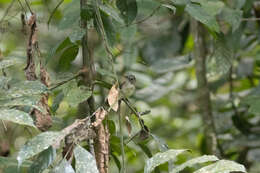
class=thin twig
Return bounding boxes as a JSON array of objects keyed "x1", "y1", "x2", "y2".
[
  {"x1": 118, "y1": 101, "x2": 126, "y2": 173},
  {"x1": 241, "y1": 17, "x2": 260, "y2": 21},
  {"x1": 47, "y1": 0, "x2": 64, "y2": 27},
  {"x1": 48, "y1": 73, "x2": 81, "y2": 90},
  {"x1": 24, "y1": 0, "x2": 33, "y2": 14},
  {"x1": 120, "y1": 5, "x2": 161, "y2": 28},
  {"x1": 0, "y1": 0, "x2": 15, "y2": 25}
]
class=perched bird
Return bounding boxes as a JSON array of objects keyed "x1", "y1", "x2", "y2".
[{"x1": 119, "y1": 74, "x2": 136, "y2": 99}]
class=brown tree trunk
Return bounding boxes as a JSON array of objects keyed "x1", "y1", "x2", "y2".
[{"x1": 191, "y1": 20, "x2": 219, "y2": 156}]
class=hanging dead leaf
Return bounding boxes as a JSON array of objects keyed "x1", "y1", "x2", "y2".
[
  {"x1": 139, "y1": 125, "x2": 150, "y2": 140},
  {"x1": 108, "y1": 84, "x2": 119, "y2": 111},
  {"x1": 92, "y1": 107, "x2": 108, "y2": 127},
  {"x1": 125, "y1": 116, "x2": 132, "y2": 136}
]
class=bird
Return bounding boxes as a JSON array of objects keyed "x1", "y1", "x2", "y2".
[{"x1": 119, "y1": 74, "x2": 136, "y2": 99}]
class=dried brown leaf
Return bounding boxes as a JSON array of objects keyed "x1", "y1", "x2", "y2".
[
  {"x1": 108, "y1": 84, "x2": 119, "y2": 111},
  {"x1": 92, "y1": 107, "x2": 108, "y2": 127},
  {"x1": 125, "y1": 116, "x2": 132, "y2": 136}
]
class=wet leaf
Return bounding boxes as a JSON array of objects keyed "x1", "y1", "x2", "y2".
[
  {"x1": 151, "y1": 134, "x2": 168, "y2": 152},
  {"x1": 17, "y1": 132, "x2": 63, "y2": 167},
  {"x1": 108, "y1": 84, "x2": 119, "y2": 111},
  {"x1": 171, "y1": 155, "x2": 219, "y2": 173},
  {"x1": 0, "y1": 80, "x2": 47, "y2": 100},
  {"x1": 0, "y1": 96, "x2": 44, "y2": 113},
  {"x1": 29, "y1": 147, "x2": 56, "y2": 173},
  {"x1": 0, "y1": 109, "x2": 35, "y2": 127},
  {"x1": 144, "y1": 149, "x2": 188, "y2": 173},
  {"x1": 194, "y1": 160, "x2": 246, "y2": 173},
  {"x1": 50, "y1": 159, "x2": 75, "y2": 173},
  {"x1": 64, "y1": 86, "x2": 92, "y2": 107},
  {"x1": 116, "y1": 0, "x2": 137, "y2": 25},
  {"x1": 74, "y1": 145, "x2": 99, "y2": 173}
]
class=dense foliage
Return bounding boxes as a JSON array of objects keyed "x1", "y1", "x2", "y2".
[{"x1": 0, "y1": 0, "x2": 259, "y2": 172}]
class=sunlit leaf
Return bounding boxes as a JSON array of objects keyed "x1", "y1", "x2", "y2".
[
  {"x1": 0, "y1": 109, "x2": 35, "y2": 127},
  {"x1": 116, "y1": 0, "x2": 137, "y2": 25},
  {"x1": 29, "y1": 147, "x2": 56, "y2": 173},
  {"x1": 50, "y1": 159, "x2": 75, "y2": 173},
  {"x1": 17, "y1": 132, "x2": 63, "y2": 167},
  {"x1": 64, "y1": 86, "x2": 91, "y2": 107},
  {"x1": 74, "y1": 145, "x2": 99, "y2": 173},
  {"x1": 99, "y1": 4, "x2": 124, "y2": 24},
  {"x1": 171, "y1": 155, "x2": 219, "y2": 173},
  {"x1": 144, "y1": 149, "x2": 188, "y2": 173},
  {"x1": 194, "y1": 160, "x2": 246, "y2": 173}
]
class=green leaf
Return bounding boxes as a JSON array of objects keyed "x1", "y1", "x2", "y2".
[
  {"x1": 0, "y1": 96, "x2": 45, "y2": 113},
  {"x1": 116, "y1": 0, "x2": 138, "y2": 25},
  {"x1": 220, "y1": 7, "x2": 242, "y2": 32},
  {"x1": 151, "y1": 134, "x2": 168, "y2": 152},
  {"x1": 0, "y1": 156, "x2": 32, "y2": 168},
  {"x1": 58, "y1": 45, "x2": 79, "y2": 71},
  {"x1": 185, "y1": 0, "x2": 224, "y2": 32},
  {"x1": 194, "y1": 160, "x2": 246, "y2": 173},
  {"x1": 69, "y1": 26, "x2": 86, "y2": 43},
  {"x1": 171, "y1": 155, "x2": 219, "y2": 173},
  {"x1": 144, "y1": 149, "x2": 188, "y2": 173},
  {"x1": 58, "y1": 0, "x2": 80, "y2": 30},
  {"x1": 111, "y1": 152, "x2": 121, "y2": 172},
  {"x1": 243, "y1": 95, "x2": 260, "y2": 114},
  {"x1": 0, "y1": 59, "x2": 23, "y2": 69},
  {"x1": 17, "y1": 132, "x2": 64, "y2": 167},
  {"x1": 51, "y1": 91, "x2": 64, "y2": 113},
  {"x1": 0, "y1": 109, "x2": 35, "y2": 127},
  {"x1": 123, "y1": 45, "x2": 138, "y2": 68},
  {"x1": 74, "y1": 145, "x2": 99, "y2": 173},
  {"x1": 64, "y1": 86, "x2": 91, "y2": 107},
  {"x1": 99, "y1": 4, "x2": 124, "y2": 24},
  {"x1": 46, "y1": 38, "x2": 74, "y2": 65},
  {"x1": 150, "y1": 54, "x2": 192, "y2": 74},
  {"x1": 29, "y1": 147, "x2": 56, "y2": 173},
  {"x1": 97, "y1": 11, "x2": 116, "y2": 46},
  {"x1": 50, "y1": 159, "x2": 75, "y2": 173},
  {"x1": 0, "y1": 76, "x2": 11, "y2": 89},
  {"x1": 206, "y1": 36, "x2": 233, "y2": 77},
  {"x1": 0, "y1": 80, "x2": 47, "y2": 100}
]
